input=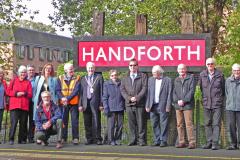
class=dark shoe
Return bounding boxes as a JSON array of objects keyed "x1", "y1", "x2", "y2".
[
  {"x1": 176, "y1": 143, "x2": 187, "y2": 148},
  {"x1": 9, "y1": 140, "x2": 14, "y2": 145},
  {"x1": 160, "y1": 142, "x2": 168, "y2": 147},
  {"x1": 128, "y1": 142, "x2": 137, "y2": 146},
  {"x1": 188, "y1": 143, "x2": 196, "y2": 149},
  {"x1": 96, "y1": 140, "x2": 102, "y2": 145},
  {"x1": 226, "y1": 145, "x2": 237, "y2": 150},
  {"x1": 211, "y1": 143, "x2": 220, "y2": 150},
  {"x1": 18, "y1": 141, "x2": 26, "y2": 144},
  {"x1": 202, "y1": 143, "x2": 212, "y2": 149},
  {"x1": 28, "y1": 139, "x2": 35, "y2": 143},
  {"x1": 56, "y1": 142, "x2": 63, "y2": 149},
  {"x1": 151, "y1": 143, "x2": 160, "y2": 147}
]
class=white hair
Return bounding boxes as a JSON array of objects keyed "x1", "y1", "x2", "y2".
[
  {"x1": 232, "y1": 63, "x2": 240, "y2": 70},
  {"x1": 18, "y1": 65, "x2": 27, "y2": 75},
  {"x1": 206, "y1": 57, "x2": 216, "y2": 65},
  {"x1": 86, "y1": 62, "x2": 95, "y2": 68},
  {"x1": 152, "y1": 65, "x2": 164, "y2": 74},
  {"x1": 64, "y1": 63, "x2": 73, "y2": 72},
  {"x1": 177, "y1": 63, "x2": 187, "y2": 70}
]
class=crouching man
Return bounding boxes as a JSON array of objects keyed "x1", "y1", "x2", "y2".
[{"x1": 35, "y1": 91, "x2": 63, "y2": 149}]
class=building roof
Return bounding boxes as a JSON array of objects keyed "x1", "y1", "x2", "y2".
[{"x1": 0, "y1": 27, "x2": 73, "y2": 50}]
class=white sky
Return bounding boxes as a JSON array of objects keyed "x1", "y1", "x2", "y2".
[{"x1": 21, "y1": 0, "x2": 72, "y2": 37}]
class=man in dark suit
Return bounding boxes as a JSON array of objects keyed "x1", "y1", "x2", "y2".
[
  {"x1": 120, "y1": 58, "x2": 147, "y2": 146},
  {"x1": 145, "y1": 65, "x2": 172, "y2": 147},
  {"x1": 79, "y1": 62, "x2": 104, "y2": 145}
]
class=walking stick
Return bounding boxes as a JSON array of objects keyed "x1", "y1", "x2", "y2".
[{"x1": 3, "y1": 110, "x2": 8, "y2": 144}]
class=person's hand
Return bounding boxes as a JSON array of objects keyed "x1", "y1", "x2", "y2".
[
  {"x1": 78, "y1": 106, "x2": 84, "y2": 112},
  {"x1": 178, "y1": 100, "x2": 184, "y2": 107},
  {"x1": 99, "y1": 106, "x2": 104, "y2": 111},
  {"x1": 145, "y1": 107, "x2": 151, "y2": 112},
  {"x1": 166, "y1": 107, "x2": 171, "y2": 113},
  {"x1": 44, "y1": 121, "x2": 52, "y2": 129},
  {"x1": 17, "y1": 92, "x2": 25, "y2": 97},
  {"x1": 61, "y1": 97, "x2": 68, "y2": 106},
  {"x1": 130, "y1": 97, "x2": 137, "y2": 102},
  {"x1": 42, "y1": 123, "x2": 47, "y2": 130}
]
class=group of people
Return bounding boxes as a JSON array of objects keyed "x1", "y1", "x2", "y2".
[{"x1": 0, "y1": 57, "x2": 239, "y2": 150}]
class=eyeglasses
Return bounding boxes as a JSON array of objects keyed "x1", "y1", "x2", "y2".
[
  {"x1": 129, "y1": 64, "x2": 137, "y2": 67},
  {"x1": 207, "y1": 63, "x2": 214, "y2": 66}
]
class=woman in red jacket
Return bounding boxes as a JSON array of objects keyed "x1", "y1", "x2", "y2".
[{"x1": 8, "y1": 65, "x2": 32, "y2": 145}]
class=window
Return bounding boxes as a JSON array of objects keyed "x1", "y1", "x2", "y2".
[
  {"x1": 63, "y1": 51, "x2": 71, "y2": 62},
  {"x1": 46, "y1": 48, "x2": 52, "y2": 62},
  {"x1": 16, "y1": 45, "x2": 25, "y2": 59},
  {"x1": 52, "y1": 50, "x2": 58, "y2": 61},
  {"x1": 57, "y1": 50, "x2": 63, "y2": 62},
  {"x1": 27, "y1": 46, "x2": 34, "y2": 60},
  {"x1": 39, "y1": 48, "x2": 46, "y2": 61}
]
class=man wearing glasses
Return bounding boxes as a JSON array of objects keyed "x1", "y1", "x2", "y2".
[
  {"x1": 199, "y1": 57, "x2": 225, "y2": 150},
  {"x1": 120, "y1": 58, "x2": 147, "y2": 146}
]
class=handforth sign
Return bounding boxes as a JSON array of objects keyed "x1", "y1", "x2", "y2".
[{"x1": 76, "y1": 34, "x2": 211, "y2": 71}]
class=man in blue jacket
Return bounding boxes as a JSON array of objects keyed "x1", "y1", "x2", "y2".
[{"x1": 35, "y1": 91, "x2": 63, "y2": 149}]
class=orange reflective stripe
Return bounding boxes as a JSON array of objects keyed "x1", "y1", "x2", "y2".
[{"x1": 59, "y1": 75, "x2": 80, "y2": 105}]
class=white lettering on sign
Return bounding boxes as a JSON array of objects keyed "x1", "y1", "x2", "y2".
[
  {"x1": 109, "y1": 47, "x2": 120, "y2": 61},
  {"x1": 82, "y1": 46, "x2": 201, "y2": 62},
  {"x1": 124, "y1": 47, "x2": 135, "y2": 61},
  {"x1": 96, "y1": 47, "x2": 107, "y2": 61},
  {"x1": 188, "y1": 45, "x2": 200, "y2": 60},
  {"x1": 163, "y1": 46, "x2": 173, "y2": 60},
  {"x1": 174, "y1": 46, "x2": 186, "y2": 60},
  {"x1": 83, "y1": 48, "x2": 94, "y2": 61}
]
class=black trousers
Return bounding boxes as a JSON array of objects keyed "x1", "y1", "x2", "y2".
[
  {"x1": 83, "y1": 99, "x2": 102, "y2": 142},
  {"x1": 126, "y1": 106, "x2": 147, "y2": 144},
  {"x1": 28, "y1": 101, "x2": 35, "y2": 141},
  {"x1": 9, "y1": 109, "x2": 28, "y2": 142},
  {"x1": 0, "y1": 109, "x2": 4, "y2": 131}
]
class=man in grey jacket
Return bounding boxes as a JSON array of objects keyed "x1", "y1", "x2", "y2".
[
  {"x1": 145, "y1": 65, "x2": 172, "y2": 147},
  {"x1": 225, "y1": 63, "x2": 240, "y2": 150},
  {"x1": 120, "y1": 58, "x2": 147, "y2": 146},
  {"x1": 199, "y1": 58, "x2": 225, "y2": 150}
]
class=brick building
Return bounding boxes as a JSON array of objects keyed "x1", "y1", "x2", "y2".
[{"x1": 0, "y1": 27, "x2": 73, "y2": 77}]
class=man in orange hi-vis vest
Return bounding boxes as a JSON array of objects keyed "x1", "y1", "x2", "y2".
[{"x1": 56, "y1": 63, "x2": 80, "y2": 145}]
